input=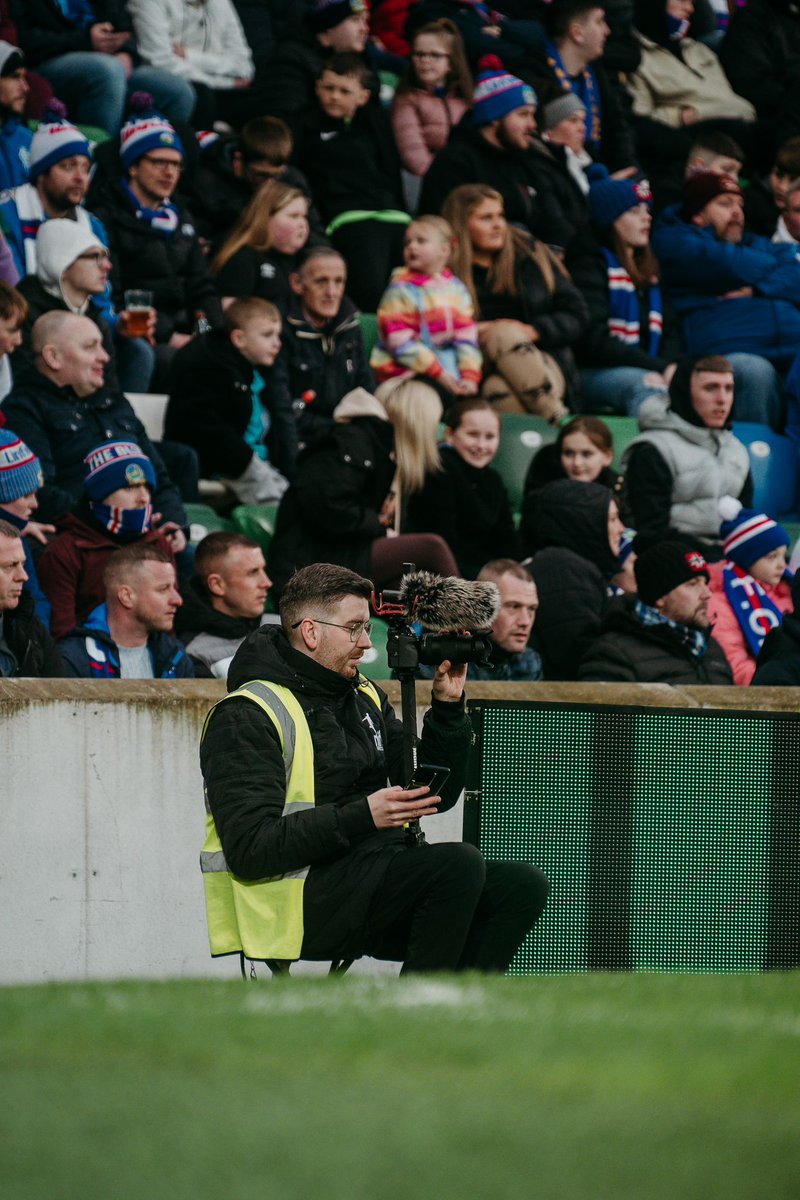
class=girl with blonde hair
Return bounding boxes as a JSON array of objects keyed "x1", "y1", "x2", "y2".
[{"x1": 213, "y1": 179, "x2": 310, "y2": 309}]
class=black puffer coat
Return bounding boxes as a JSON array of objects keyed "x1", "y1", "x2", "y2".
[
  {"x1": 578, "y1": 595, "x2": 733, "y2": 684},
  {"x1": 752, "y1": 578, "x2": 800, "y2": 686},
  {"x1": 267, "y1": 414, "x2": 395, "y2": 597},
  {"x1": 522, "y1": 478, "x2": 618, "y2": 680},
  {"x1": 200, "y1": 623, "x2": 471, "y2": 959},
  {"x1": 0, "y1": 589, "x2": 64, "y2": 678}
]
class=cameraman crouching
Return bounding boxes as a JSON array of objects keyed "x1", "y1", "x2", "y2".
[{"x1": 200, "y1": 562, "x2": 549, "y2": 973}]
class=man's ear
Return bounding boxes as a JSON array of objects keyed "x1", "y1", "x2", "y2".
[
  {"x1": 231, "y1": 149, "x2": 244, "y2": 178},
  {"x1": 289, "y1": 271, "x2": 304, "y2": 297},
  {"x1": 690, "y1": 212, "x2": 706, "y2": 228},
  {"x1": 654, "y1": 596, "x2": 665, "y2": 612},
  {"x1": 116, "y1": 583, "x2": 135, "y2": 611},
  {"x1": 206, "y1": 571, "x2": 225, "y2": 598}
]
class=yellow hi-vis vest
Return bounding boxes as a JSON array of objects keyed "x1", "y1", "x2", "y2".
[{"x1": 199, "y1": 675, "x2": 382, "y2": 960}]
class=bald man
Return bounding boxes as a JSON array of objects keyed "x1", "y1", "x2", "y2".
[{"x1": 2, "y1": 311, "x2": 186, "y2": 530}]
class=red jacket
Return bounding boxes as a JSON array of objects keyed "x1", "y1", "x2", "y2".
[{"x1": 38, "y1": 513, "x2": 176, "y2": 640}]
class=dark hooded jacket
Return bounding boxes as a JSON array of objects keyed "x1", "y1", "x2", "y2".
[
  {"x1": 752, "y1": 575, "x2": 800, "y2": 685},
  {"x1": 199, "y1": 622, "x2": 471, "y2": 960},
  {"x1": 521, "y1": 478, "x2": 619, "y2": 680},
  {"x1": 578, "y1": 593, "x2": 734, "y2": 684},
  {"x1": 621, "y1": 356, "x2": 753, "y2": 549},
  {"x1": 174, "y1": 575, "x2": 270, "y2": 677},
  {"x1": 719, "y1": 0, "x2": 800, "y2": 141},
  {"x1": 0, "y1": 588, "x2": 64, "y2": 678},
  {"x1": 267, "y1": 412, "x2": 395, "y2": 598}
]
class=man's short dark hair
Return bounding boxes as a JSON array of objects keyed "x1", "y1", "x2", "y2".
[
  {"x1": 321, "y1": 52, "x2": 370, "y2": 88},
  {"x1": 775, "y1": 135, "x2": 800, "y2": 178},
  {"x1": 295, "y1": 245, "x2": 347, "y2": 277},
  {"x1": 0, "y1": 518, "x2": 22, "y2": 541},
  {"x1": 240, "y1": 116, "x2": 292, "y2": 165},
  {"x1": 546, "y1": 0, "x2": 602, "y2": 40},
  {"x1": 280, "y1": 563, "x2": 372, "y2": 633},
  {"x1": 692, "y1": 355, "x2": 733, "y2": 376},
  {"x1": 104, "y1": 543, "x2": 172, "y2": 592},
  {"x1": 195, "y1": 531, "x2": 260, "y2": 581},
  {"x1": 688, "y1": 130, "x2": 744, "y2": 163}
]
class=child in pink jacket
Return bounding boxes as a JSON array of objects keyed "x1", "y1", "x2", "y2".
[
  {"x1": 708, "y1": 508, "x2": 794, "y2": 685},
  {"x1": 391, "y1": 19, "x2": 472, "y2": 176}
]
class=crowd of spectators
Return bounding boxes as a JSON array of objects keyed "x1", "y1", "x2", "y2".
[{"x1": 2, "y1": 0, "x2": 800, "y2": 687}]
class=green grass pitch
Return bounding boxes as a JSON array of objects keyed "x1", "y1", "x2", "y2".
[{"x1": 2, "y1": 972, "x2": 798, "y2": 1200}]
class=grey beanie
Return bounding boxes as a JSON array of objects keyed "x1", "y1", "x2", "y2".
[{"x1": 541, "y1": 92, "x2": 586, "y2": 133}]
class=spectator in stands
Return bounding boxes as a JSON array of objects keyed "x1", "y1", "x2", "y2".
[
  {"x1": 652, "y1": 171, "x2": 800, "y2": 375},
  {"x1": 0, "y1": 428, "x2": 52, "y2": 625},
  {"x1": 176, "y1": 530, "x2": 276, "y2": 678},
  {"x1": 719, "y1": 0, "x2": 800, "y2": 165},
  {"x1": 406, "y1": 0, "x2": 546, "y2": 70},
  {"x1": 524, "y1": 414, "x2": 621, "y2": 499},
  {"x1": 89, "y1": 97, "x2": 222, "y2": 384},
  {"x1": 59, "y1": 543, "x2": 193, "y2": 678},
  {"x1": 187, "y1": 117, "x2": 324, "y2": 248},
  {"x1": 519, "y1": 476, "x2": 623, "y2": 679},
  {"x1": 268, "y1": 246, "x2": 374, "y2": 450},
  {"x1": 684, "y1": 130, "x2": 744, "y2": 183},
  {"x1": 37, "y1": 439, "x2": 176, "y2": 640},
  {"x1": 10, "y1": 0, "x2": 195, "y2": 134},
  {"x1": 295, "y1": 52, "x2": 407, "y2": 312},
  {"x1": 706, "y1": 508, "x2": 794, "y2": 685},
  {"x1": 0, "y1": 3, "x2": 53, "y2": 120},
  {"x1": 751, "y1": 571, "x2": 800, "y2": 685},
  {"x1": 533, "y1": 0, "x2": 638, "y2": 173},
  {"x1": 578, "y1": 539, "x2": 733, "y2": 683},
  {"x1": 0, "y1": 277, "x2": 26, "y2": 400},
  {"x1": 405, "y1": 398, "x2": 519, "y2": 580},
  {"x1": 391, "y1": 20, "x2": 472, "y2": 178},
  {"x1": 443, "y1": 182, "x2": 589, "y2": 421},
  {"x1": 128, "y1": 0, "x2": 265, "y2": 131},
  {"x1": 0, "y1": 40, "x2": 30, "y2": 191},
  {"x1": 2, "y1": 312, "x2": 187, "y2": 545},
  {"x1": 0, "y1": 518, "x2": 62, "y2": 676},
  {"x1": 621, "y1": 355, "x2": 752, "y2": 553},
  {"x1": 745, "y1": 135, "x2": 800, "y2": 238},
  {"x1": 371, "y1": 215, "x2": 482, "y2": 402},
  {"x1": 166, "y1": 297, "x2": 291, "y2": 503},
  {"x1": 268, "y1": 386, "x2": 459, "y2": 599},
  {"x1": 212, "y1": 180, "x2": 311, "y2": 312},
  {"x1": 773, "y1": 178, "x2": 800, "y2": 245},
  {"x1": 540, "y1": 91, "x2": 592, "y2": 195},
  {"x1": 423, "y1": 556, "x2": 542, "y2": 681},
  {"x1": 16, "y1": 218, "x2": 155, "y2": 393},
  {"x1": 256, "y1": 0, "x2": 373, "y2": 139}
]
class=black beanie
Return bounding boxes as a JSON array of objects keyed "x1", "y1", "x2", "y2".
[{"x1": 635, "y1": 541, "x2": 710, "y2": 606}]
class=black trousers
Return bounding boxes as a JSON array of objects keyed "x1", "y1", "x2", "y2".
[{"x1": 305, "y1": 843, "x2": 549, "y2": 974}]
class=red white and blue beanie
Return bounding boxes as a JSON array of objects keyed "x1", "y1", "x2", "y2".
[
  {"x1": 83, "y1": 441, "x2": 156, "y2": 502},
  {"x1": 120, "y1": 93, "x2": 185, "y2": 171},
  {"x1": 29, "y1": 101, "x2": 92, "y2": 182},
  {"x1": 0, "y1": 430, "x2": 44, "y2": 502},
  {"x1": 472, "y1": 56, "x2": 537, "y2": 127},
  {"x1": 720, "y1": 509, "x2": 790, "y2": 570},
  {"x1": 309, "y1": 0, "x2": 368, "y2": 33},
  {"x1": 587, "y1": 164, "x2": 652, "y2": 230}
]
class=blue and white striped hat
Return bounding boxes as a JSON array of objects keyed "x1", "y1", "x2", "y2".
[
  {"x1": 29, "y1": 101, "x2": 91, "y2": 182},
  {"x1": 0, "y1": 430, "x2": 43, "y2": 502},
  {"x1": 472, "y1": 56, "x2": 537, "y2": 127}
]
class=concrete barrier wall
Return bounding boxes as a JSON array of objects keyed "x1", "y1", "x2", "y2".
[{"x1": 2, "y1": 678, "x2": 797, "y2": 985}]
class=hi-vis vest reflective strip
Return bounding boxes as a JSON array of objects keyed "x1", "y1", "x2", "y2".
[{"x1": 199, "y1": 675, "x2": 382, "y2": 960}]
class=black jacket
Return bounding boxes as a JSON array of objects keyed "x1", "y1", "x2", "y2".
[
  {"x1": 751, "y1": 608, "x2": 800, "y2": 686},
  {"x1": 406, "y1": 0, "x2": 547, "y2": 68},
  {"x1": 212, "y1": 245, "x2": 299, "y2": 313},
  {"x1": 295, "y1": 102, "x2": 404, "y2": 223},
  {"x1": 165, "y1": 327, "x2": 297, "y2": 480},
  {"x1": 578, "y1": 594, "x2": 734, "y2": 684},
  {"x1": 405, "y1": 444, "x2": 519, "y2": 581},
  {"x1": 0, "y1": 590, "x2": 64, "y2": 678},
  {"x1": 266, "y1": 295, "x2": 373, "y2": 449},
  {"x1": 200, "y1": 623, "x2": 471, "y2": 958},
  {"x1": 10, "y1": 0, "x2": 135, "y2": 65},
  {"x1": 719, "y1": 0, "x2": 800, "y2": 133},
  {"x1": 522, "y1": 478, "x2": 618, "y2": 680},
  {"x1": 2, "y1": 365, "x2": 185, "y2": 525},
  {"x1": 267, "y1": 415, "x2": 395, "y2": 597},
  {"x1": 175, "y1": 576, "x2": 264, "y2": 677},
  {"x1": 15, "y1": 274, "x2": 122, "y2": 392},
  {"x1": 88, "y1": 176, "x2": 223, "y2": 343}
]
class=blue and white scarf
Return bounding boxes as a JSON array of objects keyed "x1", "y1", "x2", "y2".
[
  {"x1": 634, "y1": 599, "x2": 708, "y2": 659},
  {"x1": 545, "y1": 38, "x2": 602, "y2": 154},
  {"x1": 603, "y1": 247, "x2": 663, "y2": 356},
  {"x1": 121, "y1": 178, "x2": 180, "y2": 238},
  {"x1": 721, "y1": 563, "x2": 792, "y2": 658}
]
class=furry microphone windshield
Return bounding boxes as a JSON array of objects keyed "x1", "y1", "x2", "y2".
[{"x1": 399, "y1": 571, "x2": 501, "y2": 631}]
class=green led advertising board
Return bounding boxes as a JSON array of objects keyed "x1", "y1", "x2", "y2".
[{"x1": 464, "y1": 700, "x2": 800, "y2": 974}]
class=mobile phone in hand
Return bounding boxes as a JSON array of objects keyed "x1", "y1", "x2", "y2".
[{"x1": 406, "y1": 763, "x2": 450, "y2": 796}]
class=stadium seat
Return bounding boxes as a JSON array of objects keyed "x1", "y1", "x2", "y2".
[
  {"x1": 126, "y1": 392, "x2": 168, "y2": 442},
  {"x1": 601, "y1": 416, "x2": 641, "y2": 471},
  {"x1": 231, "y1": 503, "x2": 280, "y2": 556},
  {"x1": 183, "y1": 503, "x2": 235, "y2": 544},
  {"x1": 493, "y1": 413, "x2": 558, "y2": 513},
  {"x1": 359, "y1": 313, "x2": 380, "y2": 361},
  {"x1": 733, "y1": 423, "x2": 799, "y2": 519},
  {"x1": 360, "y1": 617, "x2": 392, "y2": 680}
]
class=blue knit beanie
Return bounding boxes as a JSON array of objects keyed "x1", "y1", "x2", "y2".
[
  {"x1": 720, "y1": 509, "x2": 790, "y2": 570},
  {"x1": 83, "y1": 440, "x2": 156, "y2": 502},
  {"x1": 587, "y1": 164, "x2": 652, "y2": 230},
  {"x1": 120, "y1": 93, "x2": 185, "y2": 171},
  {"x1": 0, "y1": 430, "x2": 43, "y2": 502},
  {"x1": 29, "y1": 101, "x2": 92, "y2": 182},
  {"x1": 472, "y1": 56, "x2": 537, "y2": 127}
]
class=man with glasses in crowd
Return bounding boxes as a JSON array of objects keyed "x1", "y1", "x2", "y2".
[
  {"x1": 89, "y1": 98, "x2": 222, "y2": 386},
  {"x1": 200, "y1": 561, "x2": 549, "y2": 974}
]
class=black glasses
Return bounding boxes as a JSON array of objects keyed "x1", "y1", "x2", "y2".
[
  {"x1": 141, "y1": 155, "x2": 183, "y2": 172},
  {"x1": 291, "y1": 618, "x2": 373, "y2": 642},
  {"x1": 76, "y1": 251, "x2": 111, "y2": 265}
]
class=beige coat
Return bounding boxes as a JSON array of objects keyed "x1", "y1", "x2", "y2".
[{"x1": 628, "y1": 34, "x2": 755, "y2": 128}]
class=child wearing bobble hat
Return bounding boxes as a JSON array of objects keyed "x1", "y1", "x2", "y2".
[{"x1": 707, "y1": 506, "x2": 794, "y2": 685}]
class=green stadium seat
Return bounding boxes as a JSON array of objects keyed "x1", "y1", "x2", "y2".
[
  {"x1": 493, "y1": 413, "x2": 558, "y2": 512},
  {"x1": 183, "y1": 503, "x2": 235, "y2": 544},
  {"x1": 600, "y1": 416, "x2": 641, "y2": 470},
  {"x1": 359, "y1": 312, "x2": 380, "y2": 361},
  {"x1": 231, "y1": 503, "x2": 280, "y2": 556}
]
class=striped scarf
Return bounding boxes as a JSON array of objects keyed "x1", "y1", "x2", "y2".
[
  {"x1": 545, "y1": 38, "x2": 602, "y2": 153},
  {"x1": 721, "y1": 563, "x2": 791, "y2": 658},
  {"x1": 603, "y1": 248, "x2": 662, "y2": 356},
  {"x1": 634, "y1": 599, "x2": 708, "y2": 659},
  {"x1": 121, "y1": 179, "x2": 180, "y2": 238}
]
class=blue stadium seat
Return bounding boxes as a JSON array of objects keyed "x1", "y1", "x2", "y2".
[
  {"x1": 732, "y1": 423, "x2": 799, "y2": 519},
  {"x1": 492, "y1": 414, "x2": 558, "y2": 512}
]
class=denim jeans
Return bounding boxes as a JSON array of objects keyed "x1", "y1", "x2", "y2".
[{"x1": 38, "y1": 54, "x2": 195, "y2": 134}]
